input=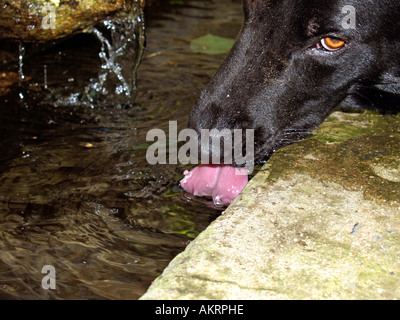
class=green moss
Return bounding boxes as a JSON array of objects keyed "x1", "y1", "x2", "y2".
[
  {"x1": 314, "y1": 122, "x2": 372, "y2": 144},
  {"x1": 257, "y1": 111, "x2": 400, "y2": 204}
]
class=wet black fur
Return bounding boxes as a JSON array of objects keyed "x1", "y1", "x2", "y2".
[{"x1": 188, "y1": 0, "x2": 400, "y2": 165}]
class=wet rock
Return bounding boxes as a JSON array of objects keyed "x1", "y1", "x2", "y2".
[
  {"x1": 371, "y1": 164, "x2": 400, "y2": 183},
  {"x1": 0, "y1": 0, "x2": 146, "y2": 107},
  {"x1": 0, "y1": 0, "x2": 144, "y2": 42},
  {"x1": 0, "y1": 71, "x2": 19, "y2": 95},
  {"x1": 141, "y1": 111, "x2": 400, "y2": 300}
]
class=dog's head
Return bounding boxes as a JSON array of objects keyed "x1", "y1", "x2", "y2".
[{"x1": 188, "y1": 0, "x2": 400, "y2": 166}]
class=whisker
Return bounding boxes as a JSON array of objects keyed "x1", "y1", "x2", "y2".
[
  {"x1": 352, "y1": 91, "x2": 377, "y2": 110},
  {"x1": 281, "y1": 130, "x2": 313, "y2": 136}
]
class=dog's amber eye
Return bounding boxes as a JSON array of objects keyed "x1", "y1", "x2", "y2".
[{"x1": 320, "y1": 37, "x2": 346, "y2": 51}]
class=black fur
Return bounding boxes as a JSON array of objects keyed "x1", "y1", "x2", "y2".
[{"x1": 188, "y1": 0, "x2": 400, "y2": 166}]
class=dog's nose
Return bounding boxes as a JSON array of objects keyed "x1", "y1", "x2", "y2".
[{"x1": 203, "y1": 129, "x2": 233, "y2": 164}]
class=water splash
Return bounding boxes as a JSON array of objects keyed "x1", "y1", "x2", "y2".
[
  {"x1": 92, "y1": 26, "x2": 130, "y2": 97},
  {"x1": 18, "y1": 42, "x2": 25, "y2": 82},
  {"x1": 43, "y1": 64, "x2": 48, "y2": 89},
  {"x1": 40, "y1": 7, "x2": 146, "y2": 109},
  {"x1": 17, "y1": 42, "x2": 27, "y2": 102},
  {"x1": 86, "y1": 13, "x2": 145, "y2": 107}
]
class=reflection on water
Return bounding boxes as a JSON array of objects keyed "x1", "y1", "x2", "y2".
[{"x1": 0, "y1": 0, "x2": 243, "y2": 299}]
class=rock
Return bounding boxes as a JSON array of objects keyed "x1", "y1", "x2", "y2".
[
  {"x1": 140, "y1": 111, "x2": 400, "y2": 300},
  {"x1": 0, "y1": 0, "x2": 146, "y2": 107},
  {"x1": 0, "y1": 0, "x2": 144, "y2": 42},
  {"x1": 0, "y1": 71, "x2": 19, "y2": 95}
]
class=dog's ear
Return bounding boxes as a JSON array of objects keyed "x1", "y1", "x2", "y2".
[{"x1": 339, "y1": 71, "x2": 400, "y2": 114}]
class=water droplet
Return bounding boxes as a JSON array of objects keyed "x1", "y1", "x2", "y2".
[{"x1": 18, "y1": 43, "x2": 25, "y2": 81}]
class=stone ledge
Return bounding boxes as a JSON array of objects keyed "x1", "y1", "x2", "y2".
[{"x1": 140, "y1": 111, "x2": 400, "y2": 300}]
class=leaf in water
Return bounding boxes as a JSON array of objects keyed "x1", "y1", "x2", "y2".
[{"x1": 190, "y1": 34, "x2": 235, "y2": 55}]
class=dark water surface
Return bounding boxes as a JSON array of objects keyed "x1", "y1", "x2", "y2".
[{"x1": 0, "y1": 0, "x2": 243, "y2": 299}]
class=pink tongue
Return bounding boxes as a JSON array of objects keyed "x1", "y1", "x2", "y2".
[{"x1": 180, "y1": 165, "x2": 248, "y2": 207}]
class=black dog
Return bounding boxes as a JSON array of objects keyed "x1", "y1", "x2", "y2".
[{"x1": 188, "y1": 0, "x2": 400, "y2": 166}]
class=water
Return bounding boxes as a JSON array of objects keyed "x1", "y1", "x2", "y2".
[{"x1": 0, "y1": 0, "x2": 243, "y2": 299}]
